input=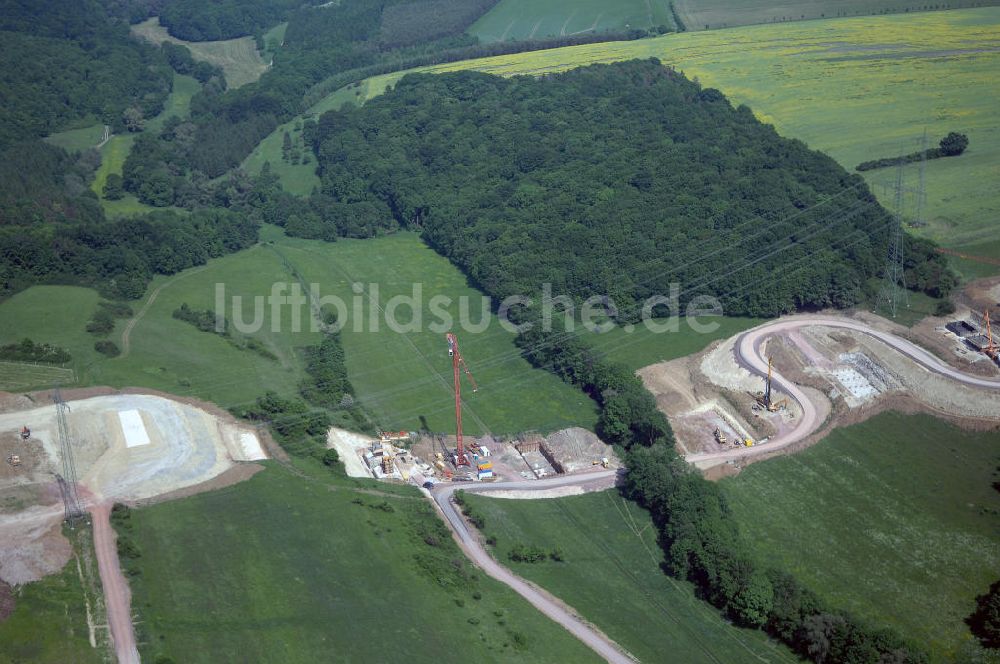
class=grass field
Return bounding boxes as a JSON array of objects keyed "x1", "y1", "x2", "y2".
[
  {"x1": 0, "y1": 230, "x2": 598, "y2": 435},
  {"x1": 261, "y1": 21, "x2": 287, "y2": 63},
  {"x1": 241, "y1": 81, "x2": 370, "y2": 192},
  {"x1": 90, "y1": 73, "x2": 198, "y2": 218},
  {"x1": 145, "y1": 73, "x2": 199, "y2": 134},
  {"x1": 720, "y1": 412, "x2": 1000, "y2": 661},
  {"x1": 469, "y1": 0, "x2": 675, "y2": 43},
  {"x1": 324, "y1": 9, "x2": 1000, "y2": 276},
  {"x1": 462, "y1": 490, "x2": 797, "y2": 663},
  {"x1": 240, "y1": 117, "x2": 319, "y2": 196},
  {"x1": 0, "y1": 228, "x2": 753, "y2": 434},
  {"x1": 117, "y1": 462, "x2": 601, "y2": 664},
  {"x1": 131, "y1": 17, "x2": 268, "y2": 89},
  {"x1": 672, "y1": 0, "x2": 993, "y2": 30},
  {"x1": 43, "y1": 123, "x2": 105, "y2": 153},
  {"x1": 0, "y1": 528, "x2": 104, "y2": 664},
  {"x1": 0, "y1": 286, "x2": 102, "y2": 389},
  {"x1": 267, "y1": 230, "x2": 598, "y2": 435},
  {"x1": 0, "y1": 362, "x2": 75, "y2": 391}
]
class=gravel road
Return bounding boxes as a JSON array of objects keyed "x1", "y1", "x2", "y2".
[
  {"x1": 431, "y1": 470, "x2": 635, "y2": 664},
  {"x1": 688, "y1": 315, "x2": 1000, "y2": 464}
]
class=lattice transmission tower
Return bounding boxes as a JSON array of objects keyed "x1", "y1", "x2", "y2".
[{"x1": 875, "y1": 134, "x2": 927, "y2": 318}]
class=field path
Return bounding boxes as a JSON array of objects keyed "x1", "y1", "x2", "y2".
[
  {"x1": 120, "y1": 266, "x2": 208, "y2": 359},
  {"x1": 688, "y1": 314, "x2": 1000, "y2": 465},
  {"x1": 91, "y1": 503, "x2": 139, "y2": 664},
  {"x1": 560, "y1": 11, "x2": 578, "y2": 35},
  {"x1": 431, "y1": 470, "x2": 634, "y2": 663}
]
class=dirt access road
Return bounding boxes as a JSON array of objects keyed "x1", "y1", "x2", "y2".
[
  {"x1": 431, "y1": 470, "x2": 635, "y2": 664},
  {"x1": 91, "y1": 503, "x2": 139, "y2": 664},
  {"x1": 688, "y1": 314, "x2": 1000, "y2": 465}
]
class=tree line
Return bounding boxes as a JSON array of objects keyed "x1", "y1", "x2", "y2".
[
  {"x1": 306, "y1": 61, "x2": 954, "y2": 319},
  {"x1": 515, "y1": 320, "x2": 928, "y2": 662},
  {"x1": 857, "y1": 132, "x2": 970, "y2": 171}
]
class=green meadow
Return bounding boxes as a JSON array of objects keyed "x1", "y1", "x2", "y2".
[
  {"x1": 462, "y1": 490, "x2": 797, "y2": 663},
  {"x1": 0, "y1": 230, "x2": 599, "y2": 435},
  {"x1": 116, "y1": 463, "x2": 600, "y2": 664},
  {"x1": 721, "y1": 412, "x2": 1000, "y2": 661}
]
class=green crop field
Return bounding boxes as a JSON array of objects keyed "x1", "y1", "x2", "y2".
[
  {"x1": 43, "y1": 123, "x2": 105, "y2": 153},
  {"x1": 321, "y1": 8, "x2": 1000, "y2": 276},
  {"x1": 462, "y1": 490, "x2": 796, "y2": 663},
  {"x1": 116, "y1": 463, "x2": 600, "y2": 664},
  {"x1": 131, "y1": 17, "x2": 268, "y2": 89},
  {"x1": 469, "y1": 0, "x2": 675, "y2": 43},
  {"x1": 720, "y1": 412, "x2": 1000, "y2": 661},
  {"x1": 672, "y1": 0, "x2": 993, "y2": 31}
]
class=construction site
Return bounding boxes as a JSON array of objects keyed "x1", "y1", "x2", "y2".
[
  {"x1": 0, "y1": 388, "x2": 266, "y2": 586},
  {"x1": 327, "y1": 332, "x2": 618, "y2": 486},
  {"x1": 641, "y1": 302, "x2": 1000, "y2": 474}
]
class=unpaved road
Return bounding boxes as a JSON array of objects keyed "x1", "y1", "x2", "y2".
[
  {"x1": 431, "y1": 470, "x2": 634, "y2": 664},
  {"x1": 688, "y1": 314, "x2": 1000, "y2": 464},
  {"x1": 91, "y1": 503, "x2": 139, "y2": 664}
]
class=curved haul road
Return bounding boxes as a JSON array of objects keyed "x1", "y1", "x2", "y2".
[
  {"x1": 688, "y1": 314, "x2": 1000, "y2": 464},
  {"x1": 431, "y1": 470, "x2": 634, "y2": 664}
]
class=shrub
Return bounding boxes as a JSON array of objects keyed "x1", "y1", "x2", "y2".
[{"x1": 94, "y1": 340, "x2": 121, "y2": 357}]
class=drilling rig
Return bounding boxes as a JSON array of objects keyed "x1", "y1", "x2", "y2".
[
  {"x1": 982, "y1": 309, "x2": 999, "y2": 360},
  {"x1": 754, "y1": 357, "x2": 787, "y2": 413},
  {"x1": 446, "y1": 333, "x2": 478, "y2": 467}
]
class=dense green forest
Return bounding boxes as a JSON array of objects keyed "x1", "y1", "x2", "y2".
[
  {"x1": 380, "y1": 0, "x2": 499, "y2": 47},
  {"x1": 159, "y1": 0, "x2": 307, "y2": 41},
  {"x1": 0, "y1": 0, "x2": 173, "y2": 147},
  {"x1": 307, "y1": 61, "x2": 953, "y2": 318},
  {"x1": 0, "y1": 203, "x2": 258, "y2": 300},
  {"x1": 120, "y1": 0, "x2": 652, "y2": 201}
]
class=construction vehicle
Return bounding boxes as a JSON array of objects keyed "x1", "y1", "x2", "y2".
[
  {"x1": 590, "y1": 457, "x2": 611, "y2": 468},
  {"x1": 744, "y1": 438, "x2": 754, "y2": 447},
  {"x1": 445, "y1": 333, "x2": 478, "y2": 467},
  {"x1": 381, "y1": 449, "x2": 395, "y2": 475},
  {"x1": 713, "y1": 428, "x2": 728, "y2": 444},
  {"x1": 6, "y1": 454, "x2": 20, "y2": 467},
  {"x1": 20, "y1": 426, "x2": 30, "y2": 440},
  {"x1": 754, "y1": 357, "x2": 788, "y2": 413}
]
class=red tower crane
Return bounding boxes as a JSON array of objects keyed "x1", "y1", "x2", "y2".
[
  {"x1": 983, "y1": 309, "x2": 999, "y2": 360},
  {"x1": 446, "y1": 333, "x2": 478, "y2": 466}
]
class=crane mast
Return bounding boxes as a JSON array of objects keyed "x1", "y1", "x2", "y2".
[{"x1": 446, "y1": 333, "x2": 477, "y2": 466}]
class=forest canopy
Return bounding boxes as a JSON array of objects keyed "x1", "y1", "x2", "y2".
[
  {"x1": 310, "y1": 60, "x2": 953, "y2": 318},
  {"x1": 0, "y1": 0, "x2": 173, "y2": 147}
]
